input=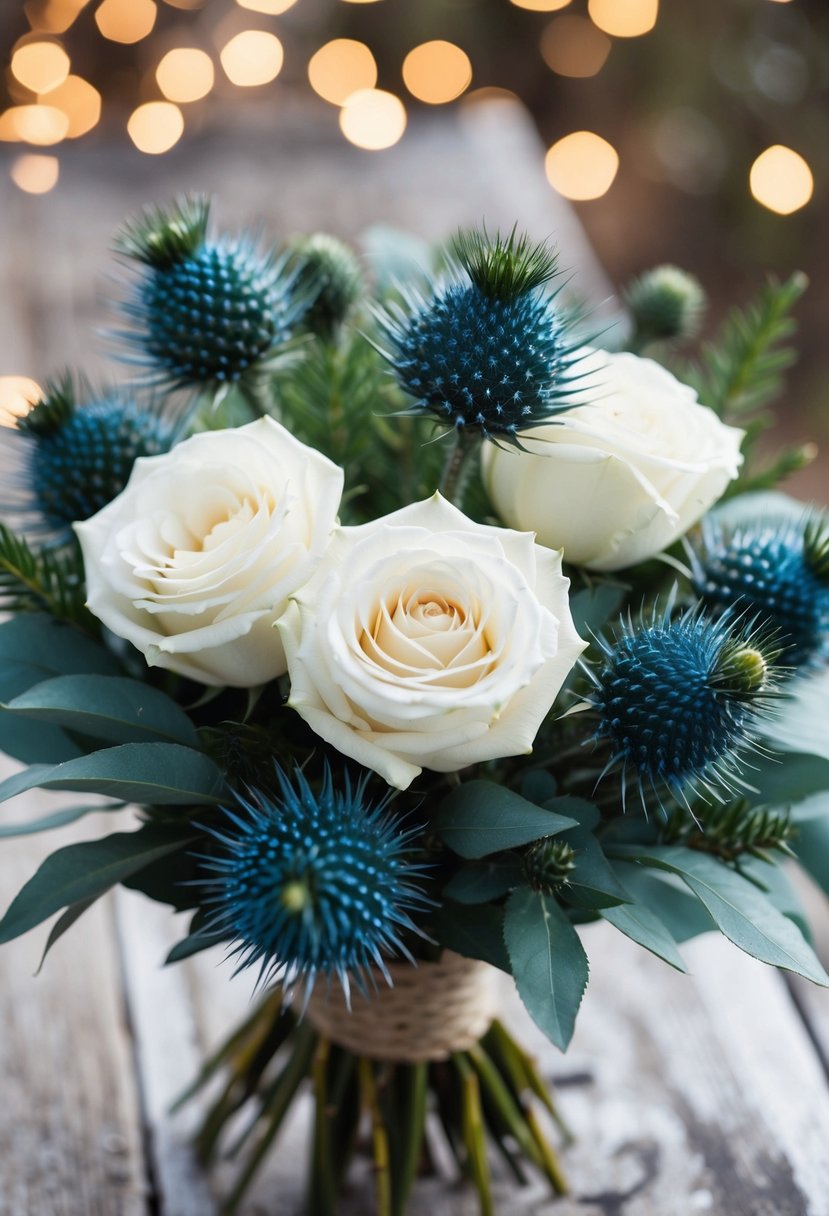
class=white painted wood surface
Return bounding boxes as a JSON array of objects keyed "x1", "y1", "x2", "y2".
[{"x1": 1, "y1": 98, "x2": 828, "y2": 1215}]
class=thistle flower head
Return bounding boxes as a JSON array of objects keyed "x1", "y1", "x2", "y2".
[
  {"x1": 287, "y1": 232, "x2": 364, "y2": 339},
  {"x1": 625, "y1": 264, "x2": 706, "y2": 346},
  {"x1": 376, "y1": 226, "x2": 586, "y2": 440},
  {"x1": 2, "y1": 375, "x2": 175, "y2": 539},
  {"x1": 691, "y1": 515, "x2": 829, "y2": 670},
  {"x1": 200, "y1": 766, "x2": 431, "y2": 997},
  {"x1": 586, "y1": 606, "x2": 778, "y2": 806},
  {"x1": 524, "y1": 839, "x2": 576, "y2": 895},
  {"x1": 114, "y1": 196, "x2": 302, "y2": 388}
]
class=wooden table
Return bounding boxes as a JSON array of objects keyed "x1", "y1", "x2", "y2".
[{"x1": 1, "y1": 98, "x2": 828, "y2": 1216}]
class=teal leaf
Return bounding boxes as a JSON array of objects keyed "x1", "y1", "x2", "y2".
[
  {"x1": 544, "y1": 796, "x2": 601, "y2": 831},
  {"x1": 5, "y1": 674, "x2": 200, "y2": 748},
  {"x1": 0, "y1": 823, "x2": 197, "y2": 944},
  {"x1": 434, "y1": 781, "x2": 578, "y2": 859},
  {"x1": 600, "y1": 900, "x2": 686, "y2": 971},
  {"x1": 0, "y1": 743, "x2": 225, "y2": 807},
  {"x1": 36, "y1": 897, "x2": 98, "y2": 972},
  {"x1": 611, "y1": 861, "x2": 716, "y2": 943},
  {"x1": 166, "y1": 930, "x2": 226, "y2": 965},
  {"x1": 616, "y1": 846, "x2": 829, "y2": 985},
  {"x1": 569, "y1": 584, "x2": 626, "y2": 642},
  {"x1": 560, "y1": 830, "x2": 631, "y2": 910},
  {"x1": 791, "y1": 814, "x2": 829, "y2": 901},
  {"x1": 0, "y1": 802, "x2": 125, "y2": 838},
  {"x1": 504, "y1": 887, "x2": 589, "y2": 1050},
  {"x1": 746, "y1": 751, "x2": 829, "y2": 809},
  {"x1": 430, "y1": 901, "x2": 510, "y2": 973},
  {"x1": 0, "y1": 614, "x2": 122, "y2": 678},
  {"x1": 442, "y1": 857, "x2": 525, "y2": 905}
]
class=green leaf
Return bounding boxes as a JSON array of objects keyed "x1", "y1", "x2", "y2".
[
  {"x1": 5, "y1": 674, "x2": 200, "y2": 748},
  {"x1": 544, "y1": 796, "x2": 601, "y2": 831},
  {"x1": 430, "y1": 901, "x2": 510, "y2": 973},
  {"x1": 0, "y1": 525, "x2": 92, "y2": 627},
  {"x1": 611, "y1": 861, "x2": 716, "y2": 943},
  {"x1": 434, "y1": 781, "x2": 578, "y2": 859},
  {"x1": 560, "y1": 830, "x2": 631, "y2": 910},
  {"x1": 568, "y1": 584, "x2": 626, "y2": 642},
  {"x1": 166, "y1": 929, "x2": 226, "y2": 965},
  {"x1": 504, "y1": 887, "x2": 589, "y2": 1050},
  {"x1": 600, "y1": 900, "x2": 686, "y2": 971},
  {"x1": 737, "y1": 856, "x2": 813, "y2": 943},
  {"x1": 616, "y1": 846, "x2": 829, "y2": 986},
  {"x1": 0, "y1": 802, "x2": 124, "y2": 838},
  {"x1": 0, "y1": 823, "x2": 197, "y2": 944},
  {"x1": 0, "y1": 613, "x2": 121, "y2": 677},
  {"x1": 122, "y1": 842, "x2": 202, "y2": 910},
  {"x1": 36, "y1": 897, "x2": 98, "y2": 972},
  {"x1": 791, "y1": 814, "x2": 829, "y2": 901},
  {"x1": 0, "y1": 743, "x2": 225, "y2": 807},
  {"x1": 443, "y1": 857, "x2": 525, "y2": 905},
  {"x1": 748, "y1": 751, "x2": 829, "y2": 809}
]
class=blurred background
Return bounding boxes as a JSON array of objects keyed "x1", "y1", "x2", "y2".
[{"x1": 0, "y1": 0, "x2": 826, "y2": 498}]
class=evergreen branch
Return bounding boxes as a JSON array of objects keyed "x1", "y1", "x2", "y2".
[
  {"x1": 0, "y1": 523, "x2": 93, "y2": 628},
  {"x1": 663, "y1": 798, "x2": 795, "y2": 863},
  {"x1": 684, "y1": 272, "x2": 807, "y2": 420}
]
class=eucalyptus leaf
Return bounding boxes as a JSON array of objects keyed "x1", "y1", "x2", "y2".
[
  {"x1": 435, "y1": 781, "x2": 578, "y2": 859},
  {"x1": 0, "y1": 743, "x2": 225, "y2": 807},
  {"x1": 544, "y1": 797, "x2": 601, "y2": 832},
  {"x1": 0, "y1": 802, "x2": 125, "y2": 838},
  {"x1": 0, "y1": 823, "x2": 197, "y2": 944},
  {"x1": 443, "y1": 857, "x2": 525, "y2": 905},
  {"x1": 611, "y1": 861, "x2": 716, "y2": 943},
  {"x1": 747, "y1": 751, "x2": 829, "y2": 809},
  {"x1": 166, "y1": 930, "x2": 226, "y2": 965},
  {"x1": 599, "y1": 900, "x2": 686, "y2": 971},
  {"x1": 5, "y1": 674, "x2": 200, "y2": 748},
  {"x1": 614, "y1": 846, "x2": 829, "y2": 985},
  {"x1": 791, "y1": 814, "x2": 829, "y2": 901},
  {"x1": 504, "y1": 888, "x2": 589, "y2": 1050},
  {"x1": 430, "y1": 901, "x2": 510, "y2": 973},
  {"x1": 0, "y1": 614, "x2": 122, "y2": 677},
  {"x1": 560, "y1": 830, "x2": 631, "y2": 910},
  {"x1": 36, "y1": 897, "x2": 98, "y2": 972},
  {"x1": 568, "y1": 584, "x2": 626, "y2": 642}
]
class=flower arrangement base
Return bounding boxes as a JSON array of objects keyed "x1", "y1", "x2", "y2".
[{"x1": 182, "y1": 954, "x2": 571, "y2": 1216}]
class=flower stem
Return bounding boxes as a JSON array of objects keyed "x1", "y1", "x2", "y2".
[{"x1": 439, "y1": 428, "x2": 480, "y2": 510}]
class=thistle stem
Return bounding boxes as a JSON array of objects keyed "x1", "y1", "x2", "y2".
[{"x1": 439, "y1": 428, "x2": 479, "y2": 509}]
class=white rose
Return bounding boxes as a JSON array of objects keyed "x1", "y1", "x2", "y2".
[
  {"x1": 277, "y1": 493, "x2": 586, "y2": 790},
  {"x1": 75, "y1": 417, "x2": 344, "y2": 687},
  {"x1": 482, "y1": 348, "x2": 744, "y2": 572}
]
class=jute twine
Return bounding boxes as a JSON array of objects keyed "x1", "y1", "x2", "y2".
[{"x1": 305, "y1": 951, "x2": 501, "y2": 1063}]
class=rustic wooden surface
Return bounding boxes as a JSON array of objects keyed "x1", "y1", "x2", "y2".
[{"x1": 1, "y1": 97, "x2": 829, "y2": 1215}]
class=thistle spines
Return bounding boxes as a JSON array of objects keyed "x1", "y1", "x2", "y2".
[
  {"x1": 16, "y1": 373, "x2": 75, "y2": 437},
  {"x1": 804, "y1": 516, "x2": 829, "y2": 581},
  {"x1": 524, "y1": 839, "x2": 576, "y2": 895},
  {"x1": 625, "y1": 264, "x2": 706, "y2": 348},
  {"x1": 287, "y1": 232, "x2": 364, "y2": 339},
  {"x1": 114, "y1": 195, "x2": 210, "y2": 269},
  {"x1": 711, "y1": 641, "x2": 770, "y2": 699},
  {"x1": 449, "y1": 226, "x2": 560, "y2": 300}
]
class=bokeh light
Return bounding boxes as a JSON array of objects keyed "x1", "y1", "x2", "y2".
[
  {"x1": 236, "y1": 0, "x2": 298, "y2": 11},
  {"x1": 23, "y1": 0, "x2": 89, "y2": 33},
  {"x1": 308, "y1": 40, "x2": 377, "y2": 107},
  {"x1": 749, "y1": 145, "x2": 813, "y2": 215},
  {"x1": 94, "y1": 0, "x2": 157, "y2": 45},
  {"x1": 10, "y1": 153, "x2": 60, "y2": 194},
  {"x1": 588, "y1": 0, "x2": 658, "y2": 38},
  {"x1": 340, "y1": 0, "x2": 384, "y2": 5},
  {"x1": 40, "y1": 75, "x2": 101, "y2": 137},
  {"x1": 339, "y1": 88, "x2": 407, "y2": 150},
  {"x1": 545, "y1": 130, "x2": 619, "y2": 199},
  {"x1": 402, "y1": 41, "x2": 472, "y2": 105},
  {"x1": 510, "y1": 0, "x2": 571, "y2": 10},
  {"x1": 156, "y1": 48, "x2": 215, "y2": 103},
  {"x1": 127, "y1": 100, "x2": 184, "y2": 153},
  {"x1": 541, "y1": 16, "x2": 611, "y2": 78},
  {"x1": 0, "y1": 377, "x2": 42, "y2": 427},
  {"x1": 11, "y1": 41, "x2": 71, "y2": 94},
  {"x1": 1, "y1": 105, "x2": 69, "y2": 145},
  {"x1": 220, "y1": 31, "x2": 284, "y2": 87}
]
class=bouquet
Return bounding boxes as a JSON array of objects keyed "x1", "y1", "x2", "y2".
[{"x1": 1, "y1": 197, "x2": 828, "y2": 1216}]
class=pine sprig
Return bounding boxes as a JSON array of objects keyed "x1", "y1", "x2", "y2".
[
  {"x1": 114, "y1": 195, "x2": 210, "y2": 268},
  {"x1": 685, "y1": 272, "x2": 807, "y2": 420},
  {"x1": 0, "y1": 523, "x2": 92, "y2": 627},
  {"x1": 449, "y1": 226, "x2": 560, "y2": 299},
  {"x1": 664, "y1": 798, "x2": 795, "y2": 863}
]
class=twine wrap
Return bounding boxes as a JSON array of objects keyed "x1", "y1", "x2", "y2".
[{"x1": 305, "y1": 951, "x2": 501, "y2": 1062}]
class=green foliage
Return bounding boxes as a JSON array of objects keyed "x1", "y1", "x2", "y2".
[
  {"x1": 430, "y1": 900, "x2": 510, "y2": 973},
  {"x1": 449, "y1": 226, "x2": 560, "y2": 299},
  {"x1": 504, "y1": 887, "x2": 589, "y2": 1051},
  {"x1": 0, "y1": 821, "x2": 196, "y2": 946},
  {"x1": 624, "y1": 264, "x2": 706, "y2": 352},
  {"x1": 556, "y1": 828, "x2": 630, "y2": 910},
  {"x1": 443, "y1": 857, "x2": 525, "y2": 904},
  {"x1": 0, "y1": 525, "x2": 92, "y2": 628},
  {"x1": 663, "y1": 798, "x2": 795, "y2": 864},
  {"x1": 433, "y1": 781, "x2": 580, "y2": 859},
  {"x1": 114, "y1": 194, "x2": 209, "y2": 268},
  {"x1": 600, "y1": 899, "x2": 687, "y2": 971},
  {"x1": 16, "y1": 373, "x2": 74, "y2": 436}
]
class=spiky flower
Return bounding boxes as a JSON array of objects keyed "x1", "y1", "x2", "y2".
[
  {"x1": 287, "y1": 232, "x2": 364, "y2": 339},
  {"x1": 376, "y1": 226, "x2": 585, "y2": 440},
  {"x1": 201, "y1": 767, "x2": 431, "y2": 997},
  {"x1": 691, "y1": 516, "x2": 829, "y2": 669},
  {"x1": 114, "y1": 196, "x2": 301, "y2": 388},
  {"x1": 586, "y1": 608, "x2": 777, "y2": 805},
  {"x1": 1, "y1": 376, "x2": 175, "y2": 538},
  {"x1": 524, "y1": 839, "x2": 576, "y2": 895},
  {"x1": 625, "y1": 264, "x2": 706, "y2": 348}
]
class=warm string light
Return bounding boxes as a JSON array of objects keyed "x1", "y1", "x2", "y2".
[
  {"x1": 10, "y1": 153, "x2": 60, "y2": 193},
  {"x1": 587, "y1": 0, "x2": 658, "y2": 38},
  {"x1": 402, "y1": 41, "x2": 472, "y2": 105},
  {"x1": 127, "y1": 100, "x2": 184, "y2": 153},
  {"x1": 0, "y1": 105, "x2": 69, "y2": 145},
  {"x1": 510, "y1": 0, "x2": 571, "y2": 10},
  {"x1": 11, "y1": 40, "x2": 71, "y2": 93},
  {"x1": 308, "y1": 40, "x2": 377, "y2": 106},
  {"x1": 545, "y1": 130, "x2": 619, "y2": 199},
  {"x1": 339, "y1": 88, "x2": 406, "y2": 150},
  {"x1": 220, "y1": 31, "x2": 284, "y2": 87},
  {"x1": 236, "y1": 0, "x2": 298, "y2": 12},
  {"x1": 0, "y1": 377, "x2": 42, "y2": 425},
  {"x1": 156, "y1": 48, "x2": 215, "y2": 102},
  {"x1": 750, "y1": 145, "x2": 813, "y2": 214},
  {"x1": 24, "y1": 0, "x2": 90, "y2": 33},
  {"x1": 541, "y1": 15, "x2": 611, "y2": 78},
  {"x1": 95, "y1": 0, "x2": 157, "y2": 44},
  {"x1": 39, "y1": 75, "x2": 101, "y2": 138}
]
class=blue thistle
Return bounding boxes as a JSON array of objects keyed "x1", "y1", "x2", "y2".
[
  {"x1": 114, "y1": 196, "x2": 303, "y2": 388},
  {"x1": 376, "y1": 227, "x2": 586, "y2": 440},
  {"x1": 585, "y1": 607, "x2": 777, "y2": 806},
  {"x1": 200, "y1": 767, "x2": 431, "y2": 998},
  {"x1": 1, "y1": 375, "x2": 175, "y2": 539},
  {"x1": 691, "y1": 516, "x2": 829, "y2": 670}
]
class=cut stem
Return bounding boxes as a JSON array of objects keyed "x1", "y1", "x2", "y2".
[{"x1": 439, "y1": 428, "x2": 480, "y2": 509}]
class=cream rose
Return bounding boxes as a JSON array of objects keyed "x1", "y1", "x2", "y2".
[
  {"x1": 75, "y1": 417, "x2": 343, "y2": 686},
  {"x1": 482, "y1": 348, "x2": 744, "y2": 572},
  {"x1": 277, "y1": 494, "x2": 585, "y2": 790}
]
